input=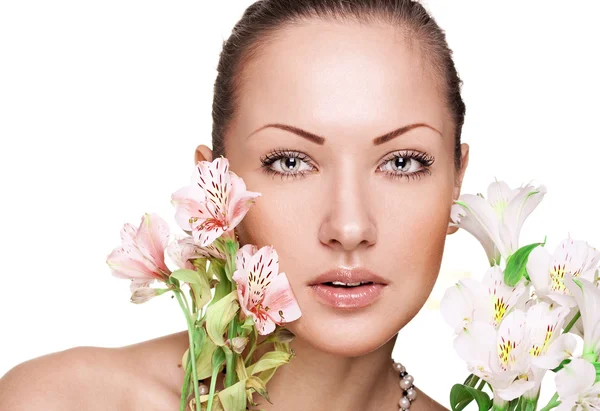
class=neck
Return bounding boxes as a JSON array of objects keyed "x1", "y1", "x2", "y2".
[{"x1": 247, "y1": 332, "x2": 401, "y2": 411}]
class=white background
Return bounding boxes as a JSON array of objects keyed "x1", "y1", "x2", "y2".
[{"x1": 1, "y1": 0, "x2": 599, "y2": 407}]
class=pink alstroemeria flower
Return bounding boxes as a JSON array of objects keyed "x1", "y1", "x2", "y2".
[
  {"x1": 171, "y1": 157, "x2": 261, "y2": 247},
  {"x1": 106, "y1": 213, "x2": 171, "y2": 292},
  {"x1": 232, "y1": 244, "x2": 302, "y2": 335}
]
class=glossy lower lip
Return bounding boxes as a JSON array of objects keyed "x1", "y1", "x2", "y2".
[{"x1": 309, "y1": 283, "x2": 386, "y2": 309}]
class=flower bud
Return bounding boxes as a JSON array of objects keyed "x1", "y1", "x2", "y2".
[
  {"x1": 130, "y1": 287, "x2": 167, "y2": 304},
  {"x1": 230, "y1": 336, "x2": 249, "y2": 354}
]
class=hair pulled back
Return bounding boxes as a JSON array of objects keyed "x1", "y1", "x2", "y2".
[{"x1": 211, "y1": 0, "x2": 466, "y2": 171}]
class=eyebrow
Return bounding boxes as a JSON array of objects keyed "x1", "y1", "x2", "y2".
[{"x1": 246, "y1": 122, "x2": 442, "y2": 145}]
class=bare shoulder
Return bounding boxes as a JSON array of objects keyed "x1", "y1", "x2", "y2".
[
  {"x1": 0, "y1": 331, "x2": 189, "y2": 411},
  {"x1": 0, "y1": 346, "x2": 125, "y2": 410},
  {"x1": 414, "y1": 386, "x2": 449, "y2": 411}
]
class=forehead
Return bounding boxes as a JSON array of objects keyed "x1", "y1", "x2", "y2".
[{"x1": 233, "y1": 19, "x2": 449, "y2": 143}]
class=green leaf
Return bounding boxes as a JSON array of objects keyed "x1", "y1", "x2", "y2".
[
  {"x1": 552, "y1": 358, "x2": 571, "y2": 373},
  {"x1": 217, "y1": 379, "x2": 247, "y2": 411},
  {"x1": 208, "y1": 260, "x2": 230, "y2": 307},
  {"x1": 450, "y1": 383, "x2": 492, "y2": 411},
  {"x1": 246, "y1": 375, "x2": 272, "y2": 404},
  {"x1": 259, "y1": 326, "x2": 296, "y2": 344},
  {"x1": 594, "y1": 361, "x2": 600, "y2": 383},
  {"x1": 171, "y1": 268, "x2": 203, "y2": 283},
  {"x1": 246, "y1": 351, "x2": 292, "y2": 376},
  {"x1": 504, "y1": 240, "x2": 546, "y2": 287},
  {"x1": 240, "y1": 315, "x2": 256, "y2": 334},
  {"x1": 206, "y1": 290, "x2": 240, "y2": 346},
  {"x1": 212, "y1": 345, "x2": 226, "y2": 375},
  {"x1": 257, "y1": 366, "x2": 278, "y2": 386},
  {"x1": 171, "y1": 268, "x2": 212, "y2": 310},
  {"x1": 195, "y1": 330, "x2": 219, "y2": 380},
  {"x1": 235, "y1": 355, "x2": 249, "y2": 381}
]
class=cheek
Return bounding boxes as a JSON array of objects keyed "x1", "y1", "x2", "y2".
[
  {"x1": 235, "y1": 186, "x2": 315, "y2": 265},
  {"x1": 378, "y1": 181, "x2": 452, "y2": 318}
]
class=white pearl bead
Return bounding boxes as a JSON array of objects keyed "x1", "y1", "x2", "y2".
[
  {"x1": 399, "y1": 396, "x2": 411, "y2": 409},
  {"x1": 393, "y1": 362, "x2": 405, "y2": 373},
  {"x1": 407, "y1": 388, "x2": 417, "y2": 400},
  {"x1": 199, "y1": 383, "x2": 209, "y2": 395},
  {"x1": 404, "y1": 374, "x2": 414, "y2": 385},
  {"x1": 399, "y1": 378, "x2": 412, "y2": 390}
]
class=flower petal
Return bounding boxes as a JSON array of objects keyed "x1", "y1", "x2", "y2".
[
  {"x1": 262, "y1": 272, "x2": 302, "y2": 325},
  {"x1": 482, "y1": 265, "x2": 527, "y2": 327},
  {"x1": 495, "y1": 310, "x2": 528, "y2": 373},
  {"x1": 196, "y1": 158, "x2": 231, "y2": 218},
  {"x1": 494, "y1": 378, "x2": 536, "y2": 401},
  {"x1": 191, "y1": 201, "x2": 226, "y2": 247},
  {"x1": 236, "y1": 244, "x2": 259, "y2": 271},
  {"x1": 246, "y1": 246, "x2": 279, "y2": 308},
  {"x1": 486, "y1": 180, "x2": 517, "y2": 217},
  {"x1": 555, "y1": 358, "x2": 596, "y2": 399},
  {"x1": 503, "y1": 183, "x2": 546, "y2": 250},
  {"x1": 232, "y1": 268, "x2": 251, "y2": 318},
  {"x1": 526, "y1": 245, "x2": 552, "y2": 297},
  {"x1": 171, "y1": 184, "x2": 206, "y2": 231},
  {"x1": 135, "y1": 213, "x2": 170, "y2": 274},
  {"x1": 227, "y1": 172, "x2": 261, "y2": 229},
  {"x1": 130, "y1": 278, "x2": 155, "y2": 292},
  {"x1": 564, "y1": 275, "x2": 600, "y2": 357},
  {"x1": 107, "y1": 245, "x2": 161, "y2": 280},
  {"x1": 453, "y1": 194, "x2": 502, "y2": 264},
  {"x1": 440, "y1": 283, "x2": 477, "y2": 333},
  {"x1": 454, "y1": 321, "x2": 496, "y2": 375},
  {"x1": 531, "y1": 333, "x2": 577, "y2": 370}
]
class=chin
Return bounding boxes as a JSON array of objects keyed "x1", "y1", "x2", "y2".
[{"x1": 284, "y1": 302, "x2": 401, "y2": 358}]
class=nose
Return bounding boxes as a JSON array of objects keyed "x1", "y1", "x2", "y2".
[{"x1": 317, "y1": 166, "x2": 377, "y2": 252}]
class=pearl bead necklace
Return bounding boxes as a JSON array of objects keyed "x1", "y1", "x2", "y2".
[
  {"x1": 393, "y1": 359, "x2": 418, "y2": 410},
  {"x1": 193, "y1": 359, "x2": 417, "y2": 410}
]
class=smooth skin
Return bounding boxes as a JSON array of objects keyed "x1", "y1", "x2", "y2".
[{"x1": 0, "y1": 19, "x2": 468, "y2": 410}]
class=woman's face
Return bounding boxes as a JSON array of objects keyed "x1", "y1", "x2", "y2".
[{"x1": 197, "y1": 20, "x2": 469, "y2": 356}]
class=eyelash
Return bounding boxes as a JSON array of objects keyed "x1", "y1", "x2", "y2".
[{"x1": 259, "y1": 148, "x2": 435, "y2": 181}]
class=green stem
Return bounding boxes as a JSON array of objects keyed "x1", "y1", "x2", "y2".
[
  {"x1": 539, "y1": 392, "x2": 560, "y2": 411},
  {"x1": 225, "y1": 318, "x2": 238, "y2": 387},
  {"x1": 179, "y1": 350, "x2": 192, "y2": 411},
  {"x1": 175, "y1": 289, "x2": 202, "y2": 411},
  {"x1": 563, "y1": 311, "x2": 581, "y2": 334},
  {"x1": 492, "y1": 395, "x2": 509, "y2": 411},
  {"x1": 244, "y1": 328, "x2": 258, "y2": 367},
  {"x1": 206, "y1": 355, "x2": 221, "y2": 411},
  {"x1": 223, "y1": 239, "x2": 239, "y2": 388}
]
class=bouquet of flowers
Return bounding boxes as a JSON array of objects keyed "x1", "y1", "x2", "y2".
[
  {"x1": 443, "y1": 181, "x2": 600, "y2": 410},
  {"x1": 106, "y1": 157, "x2": 302, "y2": 411}
]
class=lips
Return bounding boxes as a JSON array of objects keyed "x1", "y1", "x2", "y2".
[
  {"x1": 308, "y1": 267, "x2": 388, "y2": 286},
  {"x1": 307, "y1": 267, "x2": 388, "y2": 309}
]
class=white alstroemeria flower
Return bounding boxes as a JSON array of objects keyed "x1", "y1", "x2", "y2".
[
  {"x1": 565, "y1": 275, "x2": 600, "y2": 361},
  {"x1": 520, "y1": 302, "x2": 577, "y2": 399},
  {"x1": 450, "y1": 180, "x2": 546, "y2": 265},
  {"x1": 555, "y1": 358, "x2": 600, "y2": 410},
  {"x1": 527, "y1": 236, "x2": 600, "y2": 308},
  {"x1": 453, "y1": 302, "x2": 576, "y2": 402},
  {"x1": 454, "y1": 311, "x2": 534, "y2": 401},
  {"x1": 441, "y1": 266, "x2": 528, "y2": 334}
]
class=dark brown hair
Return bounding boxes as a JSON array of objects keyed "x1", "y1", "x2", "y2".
[{"x1": 211, "y1": 0, "x2": 466, "y2": 171}]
